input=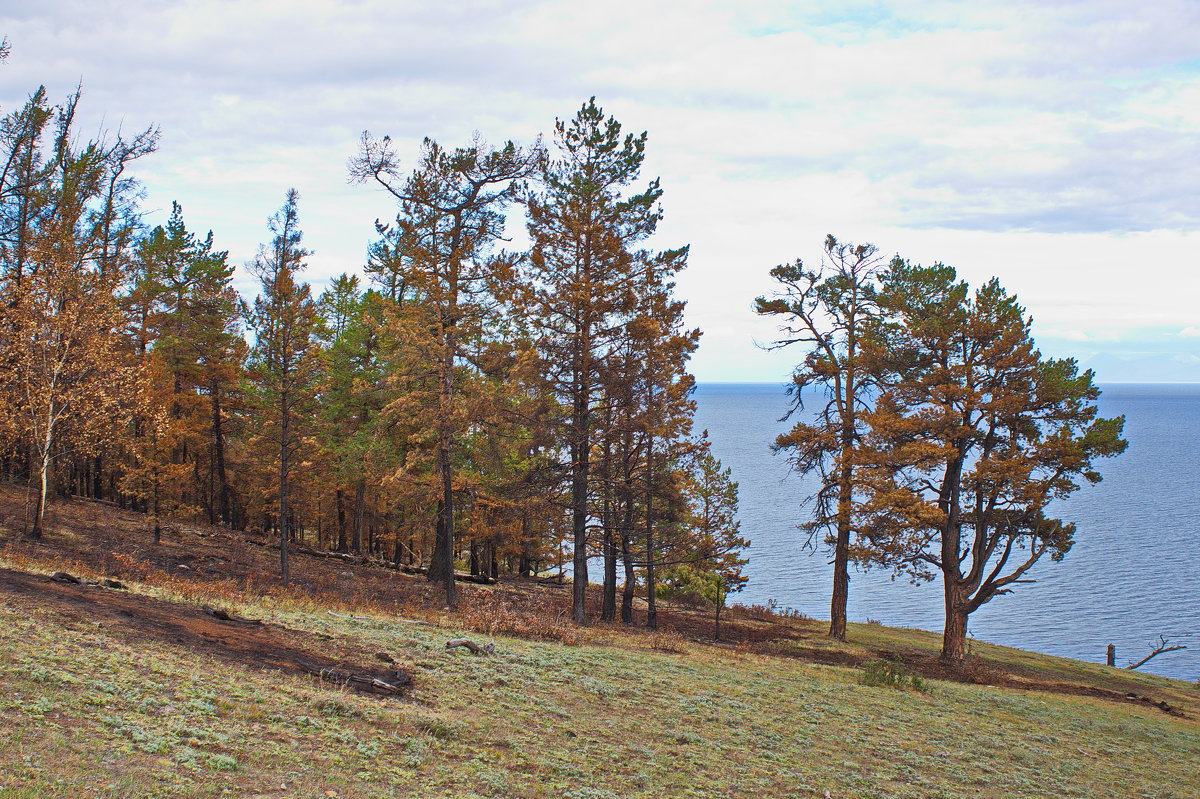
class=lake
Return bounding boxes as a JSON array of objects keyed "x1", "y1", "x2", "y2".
[{"x1": 694, "y1": 382, "x2": 1200, "y2": 682}]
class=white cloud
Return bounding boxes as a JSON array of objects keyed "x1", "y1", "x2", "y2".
[{"x1": 2, "y1": 0, "x2": 1199, "y2": 381}]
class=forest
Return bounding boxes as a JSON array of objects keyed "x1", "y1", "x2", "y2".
[
  {"x1": 0, "y1": 82, "x2": 747, "y2": 626},
  {"x1": 0, "y1": 64, "x2": 1128, "y2": 667}
]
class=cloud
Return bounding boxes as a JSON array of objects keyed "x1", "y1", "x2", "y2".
[
  {"x1": 1181, "y1": 327, "x2": 1200, "y2": 338},
  {"x1": 2, "y1": 0, "x2": 1199, "y2": 380}
]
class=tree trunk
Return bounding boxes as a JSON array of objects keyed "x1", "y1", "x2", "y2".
[
  {"x1": 92, "y1": 454, "x2": 103, "y2": 500},
  {"x1": 570, "y1": 392, "x2": 590, "y2": 624},
  {"x1": 210, "y1": 384, "x2": 233, "y2": 526},
  {"x1": 30, "y1": 455, "x2": 49, "y2": 540},
  {"x1": 941, "y1": 581, "x2": 969, "y2": 665},
  {"x1": 335, "y1": 488, "x2": 348, "y2": 552},
  {"x1": 620, "y1": 529, "x2": 636, "y2": 624},
  {"x1": 427, "y1": 344, "x2": 456, "y2": 608},
  {"x1": 352, "y1": 478, "x2": 366, "y2": 555},
  {"x1": 518, "y1": 517, "x2": 533, "y2": 578},
  {"x1": 828, "y1": 532, "x2": 850, "y2": 641},
  {"x1": 715, "y1": 595, "x2": 722, "y2": 641},
  {"x1": 829, "y1": 437, "x2": 854, "y2": 640},
  {"x1": 601, "y1": 526, "x2": 617, "y2": 622},
  {"x1": 645, "y1": 434, "x2": 657, "y2": 631},
  {"x1": 29, "y1": 418, "x2": 54, "y2": 540},
  {"x1": 279, "y1": 394, "x2": 290, "y2": 585},
  {"x1": 151, "y1": 462, "x2": 161, "y2": 545}
]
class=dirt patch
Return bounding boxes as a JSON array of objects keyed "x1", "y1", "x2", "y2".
[
  {"x1": 0, "y1": 566, "x2": 410, "y2": 697},
  {"x1": 978, "y1": 673, "x2": 1187, "y2": 717}
]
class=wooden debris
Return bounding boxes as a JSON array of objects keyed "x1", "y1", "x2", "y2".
[
  {"x1": 397, "y1": 564, "x2": 497, "y2": 585},
  {"x1": 51, "y1": 572, "x2": 127, "y2": 590},
  {"x1": 202, "y1": 606, "x2": 262, "y2": 625},
  {"x1": 295, "y1": 659, "x2": 411, "y2": 695},
  {"x1": 445, "y1": 638, "x2": 495, "y2": 655}
]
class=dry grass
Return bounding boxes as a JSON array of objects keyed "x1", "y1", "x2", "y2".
[{"x1": 457, "y1": 590, "x2": 584, "y2": 646}]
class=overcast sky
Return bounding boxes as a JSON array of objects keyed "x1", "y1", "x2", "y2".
[{"x1": 3, "y1": 0, "x2": 1198, "y2": 382}]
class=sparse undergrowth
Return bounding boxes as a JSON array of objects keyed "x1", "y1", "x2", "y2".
[
  {"x1": 1, "y1": 489, "x2": 1198, "y2": 798},
  {"x1": 860, "y1": 658, "x2": 928, "y2": 692}
]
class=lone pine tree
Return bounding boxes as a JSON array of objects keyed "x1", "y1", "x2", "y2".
[{"x1": 859, "y1": 261, "x2": 1127, "y2": 664}]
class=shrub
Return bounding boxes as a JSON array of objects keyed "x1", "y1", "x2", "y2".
[
  {"x1": 860, "y1": 658, "x2": 927, "y2": 691},
  {"x1": 647, "y1": 631, "x2": 688, "y2": 654},
  {"x1": 457, "y1": 592, "x2": 581, "y2": 645}
]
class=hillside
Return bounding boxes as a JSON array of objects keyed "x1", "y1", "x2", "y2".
[{"x1": 1, "y1": 486, "x2": 1197, "y2": 799}]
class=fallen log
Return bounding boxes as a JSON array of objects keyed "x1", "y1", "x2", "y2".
[
  {"x1": 292, "y1": 544, "x2": 367, "y2": 564},
  {"x1": 69, "y1": 495, "x2": 121, "y2": 508},
  {"x1": 51, "y1": 572, "x2": 127, "y2": 590},
  {"x1": 397, "y1": 564, "x2": 497, "y2": 585},
  {"x1": 202, "y1": 606, "x2": 262, "y2": 625},
  {"x1": 445, "y1": 638, "x2": 495, "y2": 655},
  {"x1": 295, "y1": 659, "x2": 411, "y2": 695}
]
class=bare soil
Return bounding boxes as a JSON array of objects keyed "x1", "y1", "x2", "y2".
[{"x1": 0, "y1": 566, "x2": 410, "y2": 697}]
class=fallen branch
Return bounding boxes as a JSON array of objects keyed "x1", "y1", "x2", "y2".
[
  {"x1": 202, "y1": 606, "x2": 262, "y2": 625},
  {"x1": 1127, "y1": 634, "x2": 1189, "y2": 670},
  {"x1": 445, "y1": 638, "x2": 495, "y2": 655},
  {"x1": 69, "y1": 495, "x2": 120, "y2": 507}
]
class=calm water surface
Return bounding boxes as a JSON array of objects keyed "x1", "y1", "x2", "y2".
[{"x1": 694, "y1": 382, "x2": 1200, "y2": 681}]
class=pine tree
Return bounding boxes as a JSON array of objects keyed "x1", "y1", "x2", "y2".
[
  {"x1": 859, "y1": 261, "x2": 1127, "y2": 664},
  {"x1": 120, "y1": 351, "x2": 190, "y2": 543},
  {"x1": 317, "y1": 276, "x2": 390, "y2": 554},
  {"x1": 247, "y1": 189, "x2": 320, "y2": 584},
  {"x1": 351, "y1": 133, "x2": 542, "y2": 607},
  {"x1": 520, "y1": 98, "x2": 667, "y2": 624},
  {"x1": 682, "y1": 446, "x2": 749, "y2": 639},
  {"x1": 126, "y1": 202, "x2": 244, "y2": 524},
  {"x1": 754, "y1": 235, "x2": 886, "y2": 640}
]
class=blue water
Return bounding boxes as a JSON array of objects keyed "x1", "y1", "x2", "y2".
[{"x1": 694, "y1": 383, "x2": 1200, "y2": 682}]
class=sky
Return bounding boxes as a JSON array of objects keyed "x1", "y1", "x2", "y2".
[{"x1": 2, "y1": 0, "x2": 1198, "y2": 383}]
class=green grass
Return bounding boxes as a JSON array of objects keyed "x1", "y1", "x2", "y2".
[{"x1": 1, "y1": 575, "x2": 1198, "y2": 799}]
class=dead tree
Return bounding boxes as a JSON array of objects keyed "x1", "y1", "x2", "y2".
[{"x1": 1126, "y1": 635, "x2": 1189, "y2": 671}]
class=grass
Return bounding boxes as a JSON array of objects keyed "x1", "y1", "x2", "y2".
[
  {"x1": 0, "y1": 489, "x2": 1198, "y2": 797},
  {"x1": 2, "y1": 570, "x2": 1198, "y2": 798}
]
